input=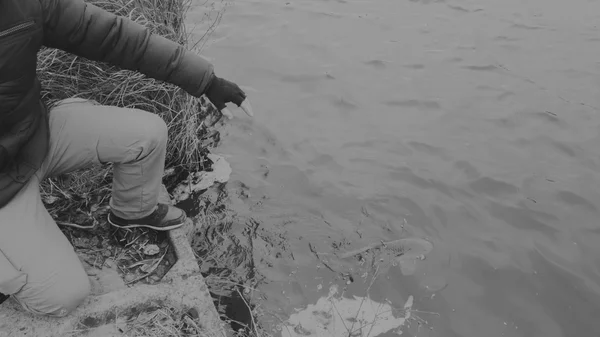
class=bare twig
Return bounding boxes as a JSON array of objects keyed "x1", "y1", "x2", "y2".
[
  {"x1": 125, "y1": 250, "x2": 167, "y2": 285},
  {"x1": 236, "y1": 288, "x2": 260, "y2": 337}
]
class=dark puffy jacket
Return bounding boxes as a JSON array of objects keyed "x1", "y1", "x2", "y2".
[{"x1": 0, "y1": 0, "x2": 215, "y2": 207}]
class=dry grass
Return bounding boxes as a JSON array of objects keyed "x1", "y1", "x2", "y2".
[
  {"x1": 105, "y1": 307, "x2": 213, "y2": 337},
  {"x1": 39, "y1": 0, "x2": 218, "y2": 168},
  {"x1": 38, "y1": 0, "x2": 226, "y2": 223},
  {"x1": 68, "y1": 305, "x2": 223, "y2": 337}
]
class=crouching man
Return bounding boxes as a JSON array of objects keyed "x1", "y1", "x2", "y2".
[{"x1": 0, "y1": 0, "x2": 251, "y2": 316}]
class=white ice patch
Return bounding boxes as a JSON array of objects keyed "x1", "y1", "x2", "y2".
[
  {"x1": 171, "y1": 154, "x2": 232, "y2": 202},
  {"x1": 282, "y1": 284, "x2": 413, "y2": 337}
]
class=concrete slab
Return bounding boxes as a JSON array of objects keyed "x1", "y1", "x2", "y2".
[{"x1": 0, "y1": 219, "x2": 224, "y2": 337}]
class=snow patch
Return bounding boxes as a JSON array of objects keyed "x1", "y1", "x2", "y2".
[{"x1": 282, "y1": 284, "x2": 413, "y2": 337}]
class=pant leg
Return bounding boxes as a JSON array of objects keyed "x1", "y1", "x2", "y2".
[
  {"x1": 0, "y1": 175, "x2": 90, "y2": 317},
  {"x1": 0, "y1": 98, "x2": 168, "y2": 316},
  {"x1": 39, "y1": 98, "x2": 168, "y2": 219}
]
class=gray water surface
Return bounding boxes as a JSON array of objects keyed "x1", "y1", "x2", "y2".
[{"x1": 189, "y1": 0, "x2": 600, "y2": 335}]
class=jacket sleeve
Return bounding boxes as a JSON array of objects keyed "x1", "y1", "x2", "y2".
[{"x1": 39, "y1": 0, "x2": 214, "y2": 97}]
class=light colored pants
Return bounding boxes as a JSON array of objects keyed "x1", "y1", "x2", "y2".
[{"x1": 0, "y1": 98, "x2": 168, "y2": 316}]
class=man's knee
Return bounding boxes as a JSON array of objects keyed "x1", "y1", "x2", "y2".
[
  {"x1": 140, "y1": 111, "x2": 168, "y2": 149},
  {"x1": 121, "y1": 110, "x2": 168, "y2": 163},
  {"x1": 15, "y1": 269, "x2": 91, "y2": 317},
  {"x1": 47, "y1": 274, "x2": 91, "y2": 317}
]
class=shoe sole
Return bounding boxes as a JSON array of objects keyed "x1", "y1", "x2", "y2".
[{"x1": 107, "y1": 216, "x2": 185, "y2": 231}]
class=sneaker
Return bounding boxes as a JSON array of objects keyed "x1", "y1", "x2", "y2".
[{"x1": 107, "y1": 203, "x2": 187, "y2": 231}]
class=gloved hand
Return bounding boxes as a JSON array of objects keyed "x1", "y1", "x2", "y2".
[{"x1": 204, "y1": 76, "x2": 254, "y2": 119}]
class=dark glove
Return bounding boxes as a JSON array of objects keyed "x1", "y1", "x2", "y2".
[{"x1": 204, "y1": 76, "x2": 246, "y2": 111}]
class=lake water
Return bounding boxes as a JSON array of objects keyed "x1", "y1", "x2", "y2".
[{"x1": 188, "y1": 0, "x2": 600, "y2": 336}]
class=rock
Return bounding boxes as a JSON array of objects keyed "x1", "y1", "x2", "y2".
[
  {"x1": 143, "y1": 244, "x2": 160, "y2": 256},
  {"x1": 43, "y1": 195, "x2": 59, "y2": 205},
  {"x1": 89, "y1": 236, "x2": 100, "y2": 248},
  {"x1": 101, "y1": 238, "x2": 111, "y2": 248},
  {"x1": 163, "y1": 167, "x2": 175, "y2": 178},
  {"x1": 73, "y1": 237, "x2": 90, "y2": 249},
  {"x1": 186, "y1": 308, "x2": 199, "y2": 320},
  {"x1": 104, "y1": 258, "x2": 116, "y2": 269},
  {"x1": 140, "y1": 261, "x2": 156, "y2": 273},
  {"x1": 149, "y1": 274, "x2": 162, "y2": 283}
]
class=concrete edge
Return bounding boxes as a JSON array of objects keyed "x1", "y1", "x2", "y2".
[
  {"x1": 166, "y1": 219, "x2": 201, "y2": 279},
  {"x1": 0, "y1": 218, "x2": 225, "y2": 337}
]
